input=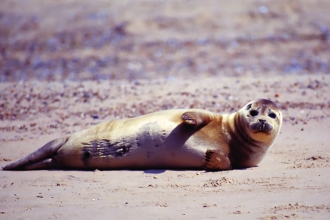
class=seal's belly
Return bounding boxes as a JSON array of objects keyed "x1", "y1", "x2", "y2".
[{"x1": 54, "y1": 111, "x2": 211, "y2": 169}]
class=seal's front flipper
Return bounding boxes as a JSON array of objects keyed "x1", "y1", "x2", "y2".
[
  {"x1": 181, "y1": 112, "x2": 212, "y2": 128},
  {"x1": 204, "y1": 149, "x2": 232, "y2": 171},
  {"x1": 2, "y1": 137, "x2": 68, "y2": 170}
]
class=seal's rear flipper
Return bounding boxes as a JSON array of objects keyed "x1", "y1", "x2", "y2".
[
  {"x1": 181, "y1": 112, "x2": 212, "y2": 128},
  {"x1": 204, "y1": 149, "x2": 232, "y2": 171},
  {"x1": 2, "y1": 137, "x2": 68, "y2": 170},
  {"x1": 22, "y1": 159, "x2": 64, "y2": 170}
]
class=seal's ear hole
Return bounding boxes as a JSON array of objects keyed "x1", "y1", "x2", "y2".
[
  {"x1": 250, "y1": 110, "x2": 259, "y2": 116},
  {"x1": 246, "y1": 104, "x2": 252, "y2": 110},
  {"x1": 268, "y1": 112, "x2": 277, "y2": 119}
]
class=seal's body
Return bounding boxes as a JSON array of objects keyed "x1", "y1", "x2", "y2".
[{"x1": 3, "y1": 99, "x2": 282, "y2": 171}]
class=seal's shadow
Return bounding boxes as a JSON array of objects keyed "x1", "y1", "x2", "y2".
[
  {"x1": 142, "y1": 123, "x2": 200, "y2": 174},
  {"x1": 143, "y1": 169, "x2": 166, "y2": 174},
  {"x1": 162, "y1": 123, "x2": 200, "y2": 149}
]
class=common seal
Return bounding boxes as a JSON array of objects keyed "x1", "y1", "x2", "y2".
[{"x1": 2, "y1": 99, "x2": 282, "y2": 171}]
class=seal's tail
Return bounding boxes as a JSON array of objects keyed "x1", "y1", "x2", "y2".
[{"x1": 2, "y1": 137, "x2": 68, "y2": 170}]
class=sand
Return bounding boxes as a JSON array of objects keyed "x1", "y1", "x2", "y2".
[{"x1": 1, "y1": 1, "x2": 330, "y2": 219}]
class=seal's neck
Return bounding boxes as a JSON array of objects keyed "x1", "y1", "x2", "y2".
[{"x1": 226, "y1": 112, "x2": 268, "y2": 168}]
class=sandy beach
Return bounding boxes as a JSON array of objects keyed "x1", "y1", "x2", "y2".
[{"x1": 1, "y1": 1, "x2": 330, "y2": 219}]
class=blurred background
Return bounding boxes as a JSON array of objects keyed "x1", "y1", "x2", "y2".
[{"x1": 1, "y1": 0, "x2": 330, "y2": 82}]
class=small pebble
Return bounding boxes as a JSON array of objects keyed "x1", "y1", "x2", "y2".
[{"x1": 259, "y1": 5, "x2": 268, "y2": 14}]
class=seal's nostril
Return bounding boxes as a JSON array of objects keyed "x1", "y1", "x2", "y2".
[{"x1": 259, "y1": 119, "x2": 266, "y2": 123}]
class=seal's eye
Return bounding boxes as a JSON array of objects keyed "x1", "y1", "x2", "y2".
[
  {"x1": 268, "y1": 112, "x2": 276, "y2": 119},
  {"x1": 250, "y1": 110, "x2": 259, "y2": 116}
]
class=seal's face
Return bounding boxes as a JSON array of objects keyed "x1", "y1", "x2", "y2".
[{"x1": 241, "y1": 99, "x2": 282, "y2": 142}]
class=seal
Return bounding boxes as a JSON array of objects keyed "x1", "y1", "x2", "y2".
[{"x1": 2, "y1": 99, "x2": 282, "y2": 171}]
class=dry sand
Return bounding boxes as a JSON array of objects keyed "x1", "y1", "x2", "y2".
[
  {"x1": 1, "y1": 75, "x2": 330, "y2": 219},
  {"x1": 1, "y1": 1, "x2": 330, "y2": 219}
]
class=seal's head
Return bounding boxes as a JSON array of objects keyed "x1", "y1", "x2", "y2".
[{"x1": 240, "y1": 99, "x2": 282, "y2": 143}]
